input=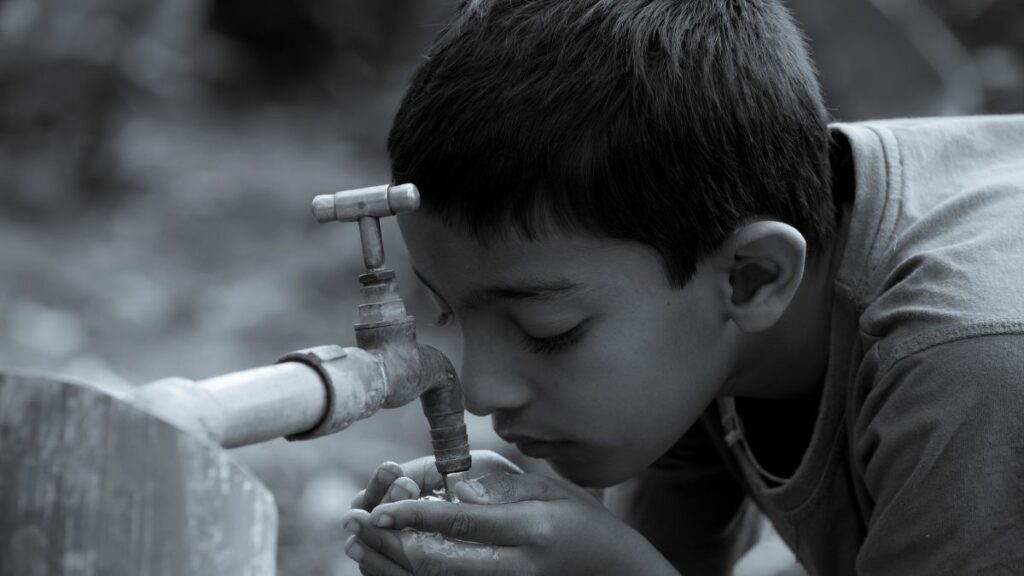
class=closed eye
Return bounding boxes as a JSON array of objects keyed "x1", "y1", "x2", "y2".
[
  {"x1": 412, "y1": 270, "x2": 456, "y2": 328},
  {"x1": 430, "y1": 308, "x2": 454, "y2": 328},
  {"x1": 520, "y1": 321, "x2": 588, "y2": 355},
  {"x1": 425, "y1": 291, "x2": 455, "y2": 327}
]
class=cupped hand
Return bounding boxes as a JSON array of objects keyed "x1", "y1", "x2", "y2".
[
  {"x1": 349, "y1": 449, "x2": 523, "y2": 512},
  {"x1": 343, "y1": 449, "x2": 525, "y2": 575},
  {"x1": 342, "y1": 471, "x2": 679, "y2": 576}
]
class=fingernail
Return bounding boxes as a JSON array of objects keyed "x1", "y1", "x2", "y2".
[
  {"x1": 342, "y1": 518, "x2": 360, "y2": 535},
  {"x1": 345, "y1": 540, "x2": 364, "y2": 562},
  {"x1": 373, "y1": 513, "x2": 393, "y2": 528},
  {"x1": 462, "y1": 479, "x2": 487, "y2": 498},
  {"x1": 377, "y1": 467, "x2": 399, "y2": 483}
]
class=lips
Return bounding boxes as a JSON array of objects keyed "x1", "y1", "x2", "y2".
[
  {"x1": 496, "y1": 430, "x2": 574, "y2": 458},
  {"x1": 495, "y1": 429, "x2": 553, "y2": 445}
]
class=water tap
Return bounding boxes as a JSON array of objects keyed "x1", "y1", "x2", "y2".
[
  {"x1": 311, "y1": 184, "x2": 472, "y2": 495},
  {"x1": 129, "y1": 183, "x2": 471, "y2": 498}
]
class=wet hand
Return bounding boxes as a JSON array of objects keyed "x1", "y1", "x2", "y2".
[
  {"x1": 349, "y1": 450, "x2": 523, "y2": 512},
  {"x1": 344, "y1": 450, "x2": 524, "y2": 575},
  {"x1": 343, "y1": 472, "x2": 679, "y2": 576}
]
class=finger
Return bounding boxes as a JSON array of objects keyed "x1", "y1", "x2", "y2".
[
  {"x1": 379, "y1": 476, "x2": 422, "y2": 505},
  {"x1": 401, "y1": 450, "x2": 523, "y2": 496},
  {"x1": 407, "y1": 455, "x2": 445, "y2": 493},
  {"x1": 344, "y1": 509, "x2": 413, "y2": 570},
  {"x1": 366, "y1": 451, "x2": 522, "y2": 510},
  {"x1": 351, "y1": 489, "x2": 367, "y2": 510},
  {"x1": 344, "y1": 535, "x2": 413, "y2": 576},
  {"x1": 359, "y1": 462, "x2": 404, "y2": 511},
  {"x1": 371, "y1": 499, "x2": 548, "y2": 545},
  {"x1": 400, "y1": 531, "x2": 527, "y2": 576},
  {"x1": 453, "y1": 472, "x2": 568, "y2": 505}
]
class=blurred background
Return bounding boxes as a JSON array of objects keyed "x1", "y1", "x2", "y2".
[{"x1": 0, "y1": 0, "x2": 1021, "y2": 574}]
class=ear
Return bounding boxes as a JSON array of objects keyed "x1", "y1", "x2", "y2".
[{"x1": 717, "y1": 221, "x2": 807, "y2": 333}]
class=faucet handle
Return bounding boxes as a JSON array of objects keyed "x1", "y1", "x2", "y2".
[
  {"x1": 312, "y1": 183, "x2": 420, "y2": 272},
  {"x1": 312, "y1": 183, "x2": 420, "y2": 223}
]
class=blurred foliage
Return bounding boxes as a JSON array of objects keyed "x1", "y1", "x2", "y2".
[{"x1": 0, "y1": 0, "x2": 1020, "y2": 574}]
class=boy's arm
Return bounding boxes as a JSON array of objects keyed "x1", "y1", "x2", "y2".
[
  {"x1": 604, "y1": 418, "x2": 761, "y2": 576},
  {"x1": 855, "y1": 333, "x2": 1024, "y2": 574}
]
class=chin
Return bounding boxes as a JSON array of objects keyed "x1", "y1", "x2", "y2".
[{"x1": 548, "y1": 458, "x2": 636, "y2": 488}]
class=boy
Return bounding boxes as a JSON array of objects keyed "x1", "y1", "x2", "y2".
[{"x1": 342, "y1": 0, "x2": 1024, "y2": 574}]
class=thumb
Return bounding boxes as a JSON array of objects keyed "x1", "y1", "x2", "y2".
[{"x1": 454, "y1": 472, "x2": 565, "y2": 504}]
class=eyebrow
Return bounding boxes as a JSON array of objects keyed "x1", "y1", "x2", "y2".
[{"x1": 412, "y1": 268, "x2": 584, "y2": 311}]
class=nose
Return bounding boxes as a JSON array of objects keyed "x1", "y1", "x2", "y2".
[{"x1": 459, "y1": 334, "x2": 531, "y2": 417}]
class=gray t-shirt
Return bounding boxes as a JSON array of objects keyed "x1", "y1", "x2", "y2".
[{"x1": 612, "y1": 115, "x2": 1024, "y2": 575}]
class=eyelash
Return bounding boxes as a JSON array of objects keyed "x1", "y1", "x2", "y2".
[
  {"x1": 423, "y1": 295, "x2": 586, "y2": 356},
  {"x1": 423, "y1": 290, "x2": 455, "y2": 328},
  {"x1": 430, "y1": 310, "x2": 454, "y2": 328},
  {"x1": 520, "y1": 322, "x2": 587, "y2": 355}
]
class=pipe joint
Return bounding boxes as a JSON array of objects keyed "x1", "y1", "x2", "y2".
[
  {"x1": 355, "y1": 319, "x2": 422, "y2": 408},
  {"x1": 280, "y1": 345, "x2": 388, "y2": 440}
]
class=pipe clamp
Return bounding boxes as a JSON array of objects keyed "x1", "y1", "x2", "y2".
[{"x1": 279, "y1": 345, "x2": 387, "y2": 440}]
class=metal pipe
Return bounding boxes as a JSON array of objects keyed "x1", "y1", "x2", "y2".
[
  {"x1": 127, "y1": 339, "x2": 470, "y2": 487},
  {"x1": 196, "y1": 363, "x2": 327, "y2": 447},
  {"x1": 129, "y1": 346, "x2": 389, "y2": 448},
  {"x1": 129, "y1": 363, "x2": 325, "y2": 448}
]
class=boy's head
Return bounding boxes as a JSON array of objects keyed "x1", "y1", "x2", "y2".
[
  {"x1": 390, "y1": 0, "x2": 835, "y2": 286},
  {"x1": 391, "y1": 0, "x2": 837, "y2": 486}
]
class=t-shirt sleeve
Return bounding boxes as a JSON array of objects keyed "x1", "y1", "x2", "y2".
[
  {"x1": 604, "y1": 416, "x2": 760, "y2": 576},
  {"x1": 854, "y1": 334, "x2": 1024, "y2": 574}
]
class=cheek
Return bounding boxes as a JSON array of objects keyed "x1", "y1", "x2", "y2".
[{"x1": 571, "y1": 300, "x2": 727, "y2": 443}]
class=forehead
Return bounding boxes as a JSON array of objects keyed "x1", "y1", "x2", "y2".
[{"x1": 397, "y1": 213, "x2": 670, "y2": 297}]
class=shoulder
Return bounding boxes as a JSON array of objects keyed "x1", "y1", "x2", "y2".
[
  {"x1": 855, "y1": 332, "x2": 1024, "y2": 446},
  {"x1": 834, "y1": 115, "x2": 1024, "y2": 356},
  {"x1": 849, "y1": 333, "x2": 1024, "y2": 573},
  {"x1": 852, "y1": 331, "x2": 1024, "y2": 493},
  {"x1": 832, "y1": 114, "x2": 1024, "y2": 159}
]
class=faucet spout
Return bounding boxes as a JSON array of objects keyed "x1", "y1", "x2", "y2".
[{"x1": 417, "y1": 345, "x2": 472, "y2": 479}]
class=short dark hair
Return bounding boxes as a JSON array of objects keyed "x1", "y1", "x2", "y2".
[{"x1": 389, "y1": 0, "x2": 835, "y2": 286}]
